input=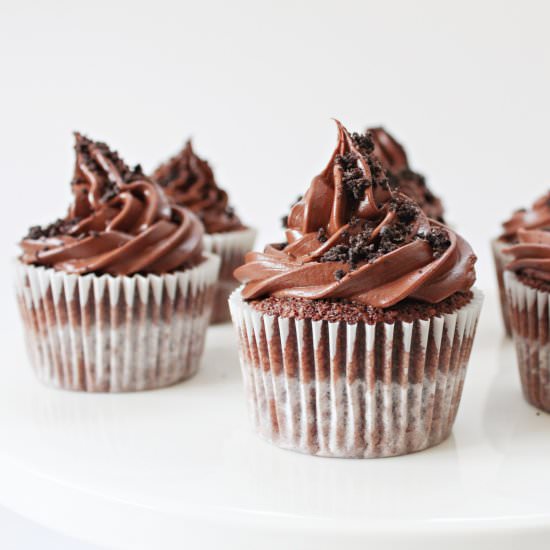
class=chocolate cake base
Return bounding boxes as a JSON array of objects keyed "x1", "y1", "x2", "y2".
[
  {"x1": 506, "y1": 271, "x2": 550, "y2": 412},
  {"x1": 15, "y1": 255, "x2": 220, "y2": 392},
  {"x1": 249, "y1": 291, "x2": 473, "y2": 325},
  {"x1": 516, "y1": 272, "x2": 550, "y2": 293},
  {"x1": 229, "y1": 288, "x2": 483, "y2": 458}
]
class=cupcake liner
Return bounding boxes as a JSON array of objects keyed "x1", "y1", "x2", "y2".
[
  {"x1": 492, "y1": 238, "x2": 513, "y2": 336},
  {"x1": 15, "y1": 253, "x2": 220, "y2": 392},
  {"x1": 505, "y1": 271, "x2": 550, "y2": 412},
  {"x1": 203, "y1": 227, "x2": 256, "y2": 324},
  {"x1": 229, "y1": 289, "x2": 483, "y2": 458}
]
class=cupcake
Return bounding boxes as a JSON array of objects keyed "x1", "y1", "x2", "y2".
[
  {"x1": 153, "y1": 141, "x2": 256, "y2": 323},
  {"x1": 16, "y1": 134, "x2": 220, "y2": 392},
  {"x1": 504, "y1": 227, "x2": 550, "y2": 412},
  {"x1": 230, "y1": 121, "x2": 482, "y2": 458},
  {"x1": 369, "y1": 127, "x2": 445, "y2": 222},
  {"x1": 493, "y1": 192, "x2": 550, "y2": 336}
]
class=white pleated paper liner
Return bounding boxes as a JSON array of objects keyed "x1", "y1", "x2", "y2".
[
  {"x1": 203, "y1": 227, "x2": 257, "y2": 324},
  {"x1": 492, "y1": 238, "x2": 513, "y2": 337},
  {"x1": 15, "y1": 253, "x2": 221, "y2": 393},
  {"x1": 229, "y1": 288, "x2": 483, "y2": 458},
  {"x1": 505, "y1": 271, "x2": 550, "y2": 412}
]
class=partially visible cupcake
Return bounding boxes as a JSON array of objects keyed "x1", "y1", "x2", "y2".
[
  {"x1": 153, "y1": 141, "x2": 256, "y2": 323},
  {"x1": 16, "y1": 134, "x2": 220, "y2": 392},
  {"x1": 493, "y1": 192, "x2": 550, "y2": 336},
  {"x1": 230, "y1": 121, "x2": 482, "y2": 459},
  {"x1": 369, "y1": 127, "x2": 445, "y2": 222},
  {"x1": 504, "y1": 227, "x2": 550, "y2": 411}
]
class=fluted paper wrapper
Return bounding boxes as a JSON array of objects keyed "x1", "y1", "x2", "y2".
[
  {"x1": 203, "y1": 227, "x2": 256, "y2": 324},
  {"x1": 505, "y1": 271, "x2": 550, "y2": 412},
  {"x1": 492, "y1": 238, "x2": 512, "y2": 336},
  {"x1": 15, "y1": 253, "x2": 220, "y2": 392},
  {"x1": 229, "y1": 289, "x2": 483, "y2": 458}
]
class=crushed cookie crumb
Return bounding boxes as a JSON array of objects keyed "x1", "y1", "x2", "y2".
[
  {"x1": 334, "y1": 269, "x2": 346, "y2": 281},
  {"x1": 24, "y1": 217, "x2": 81, "y2": 240},
  {"x1": 317, "y1": 227, "x2": 328, "y2": 242}
]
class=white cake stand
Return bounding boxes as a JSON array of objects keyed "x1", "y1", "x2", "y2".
[{"x1": 1, "y1": 293, "x2": 549, "y2": 550}]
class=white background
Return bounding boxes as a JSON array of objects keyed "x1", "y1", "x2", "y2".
[{"x1": 0, "y1": 0, "x2": 549, "y2": 547}]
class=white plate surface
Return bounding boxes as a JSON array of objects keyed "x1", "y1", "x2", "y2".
[{"x1": 1, "y1": 293, "x2": 549, "y2": 550}]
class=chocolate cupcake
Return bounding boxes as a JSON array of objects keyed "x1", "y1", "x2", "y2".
[
  {"x1": 153, "y1": 141, "x2": 256, "y2": 323},
  {"x1": 229, "y1": 121, "x2": 482, "y2": 458},
  {"x1": 16, "y1": 134, "x2": 220, "y2": 392},
  {"x1": 493, "y1": 192, "x2": 550, "y2": 336},
  {"x1": 504, "y1": 227, "x2": 550, "y2": 412},
  {"x1": 369, "y1": 127, "x2": 445, "y2": 223}
]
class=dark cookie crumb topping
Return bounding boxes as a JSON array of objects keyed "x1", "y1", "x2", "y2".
[
  {"x1": 418, "y1": 226, "x2": 451, "y2": 258},
  {"x1": 25, "y1": 217, "x2": 81, "y2": 240},
  {"x1": 334, "y1": 269, "x2": 346, "y2": 281},
  {"x1": 351, "y1": 131, "x2": 375, "y2": 154},
  {"x1": 318, "y1": 196, "x2": 450, "y2": 269},
  {"x1": 335, "y1": 149, "x2": 389, "y2": 206},
  {"x1": 72, "y1": 134, "x2": 144, "y2": 193}
]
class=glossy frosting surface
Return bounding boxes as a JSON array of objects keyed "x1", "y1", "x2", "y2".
[
  {"x1": 153, "y1": 141, "x2": 244, "y2": 234},
  {"x1": 20, "y1": 134, "x2": 204, "y2": 276},
  {"x1": 235, "y1": 122, "x2": 476, "y2": 308},
  {"x1": 369, "y1": 127, "x2": 445, "y2": 222},
  {"x1": 505, "y1": 227, "x2": 550, "y2": 281},
  {"x1": 501, "y1": 192, "x2": 550, "y2": 241}
]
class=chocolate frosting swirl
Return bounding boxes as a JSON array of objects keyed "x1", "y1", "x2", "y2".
[
  {"x1": 235, "y1": 122, "x2": 476, "y2": 308},
  {"x1": 152, "y1": 140, "x2": 244, "y2": 234},
  {"x1": 505, "y1": 228, "x2": 550, "y2": 281},
  {"x1": 20, "y1": 134, "x2": 204, "y2": 276},
  {"x1": 369, "y1": 127, "x2": 445, "y2": 222},
  {"x1": 500, "y1": 192, "x2": 550, "y2": 241}
]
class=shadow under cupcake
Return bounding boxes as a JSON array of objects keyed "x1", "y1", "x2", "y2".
[
  {"x1": 229, "y1": 121, "x2": 483, "y2": 458},
  {"x1": 153, "y1": 140, "x2": 255, "y2": 324},
  {"x1": 16, "y1": 134, "x2": 220, "y2": 392}
]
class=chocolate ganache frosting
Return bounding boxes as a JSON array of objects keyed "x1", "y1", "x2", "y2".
[
  {"x1": 20, "y1": 134, "x2": 204, "y2": 276},
  {"x1": 152, "y1": 140, "x2": 244, "y2": 234},
  {"x1": 235, "y1": 122, "x2": 476, "y2": 308},
  {"x1": 505, "y1": 228, "x2": 550, "y2": 282},
  {"x1": 500, "y1": 192, "x2": 550, "y2": 242},
  {"x1": 369, "y1": 127, "x2": 445, "y2": 222}
]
